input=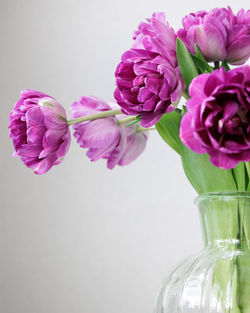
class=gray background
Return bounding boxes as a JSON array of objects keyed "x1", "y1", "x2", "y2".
[{"x1": 0, "y1": 0, "x2": 248, "y2": 312}]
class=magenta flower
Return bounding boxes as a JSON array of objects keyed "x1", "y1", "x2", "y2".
[
  {"x1": 180, "y1": 66, "x2": 250, "y2": 169},
  {"x1": 177, "y1": 7, "x2": 250, "y2": 65},
  {"x1": 71, "y1": 96, "x2": 147, "y2": 169},
  {"x1": 9, "y1": 90, "x2": 71, "y2": 174},
  {"x1": 114, "y1": 51, "x2": 183, "y2": 128},
  {"x1": 114, "y1": 13, "x2": 184, "y2": 128}
]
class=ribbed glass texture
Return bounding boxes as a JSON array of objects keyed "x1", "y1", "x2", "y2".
[{"x1": 154, "y1": 192, "x2": 250, "y2": 313}]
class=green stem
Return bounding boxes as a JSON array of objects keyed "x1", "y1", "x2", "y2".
[
  {"x1": 245, "y1": 162, "x2": 250, "y2": 191},
  {"x1": 67, "y1": 109, "x2": 122, "y2": 126},
  {"x1": 136, "y1": 126, "x2": 156, "y2": 133},
  {"x1": 214, "y1": 61, "x2": 220, "y2": 69},
  {"x1": 117, "y1": 116, "x2": 137, "y2": 126}
]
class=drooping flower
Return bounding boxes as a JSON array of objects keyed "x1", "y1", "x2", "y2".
[
  {"x1": 71, "y1": 96, "x2": 147, "y2": 169},
  {"x1": 177, "y1": 7, "x2": 250, "y2": 65},
  {"x1": 9, "y1": 90, "x2": 71, "y2": 174},
  {"x1": 114, "y1": 13, "x2": 184, "y2": 128},
  {"x1": 118, "y1": 123, "x2": 148, "y2": 166},
  {"x1": 180, "y1": 66, "x2": 250, "y2": 169}
]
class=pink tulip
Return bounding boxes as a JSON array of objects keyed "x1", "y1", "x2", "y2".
[
  {"x1": 9, "y1": 90, "x2": 71, "y2": 174},
  {"x1": 177, "y1": 7, "x2": 250, "y2": 65},
  {"x1": 71, "y1": 96, "x2": 148, "y2": 169}
]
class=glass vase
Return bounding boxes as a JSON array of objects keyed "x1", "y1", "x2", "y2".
[{"x1": 154, "y1": 192, "x2": 250, "y2": 313}]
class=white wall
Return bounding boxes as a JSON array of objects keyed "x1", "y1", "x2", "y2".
[{"x1": 0, "y1": 0, "x2": 248, "y2": 312}]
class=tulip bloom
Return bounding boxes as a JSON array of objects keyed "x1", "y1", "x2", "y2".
[
  {"x1": 9, "y1": 90, "x2": 71, "y2": 174},
  {"x1": 180, "y1": 66, "x2": 250, "y2": 169},
  {"x1": 177, "y1": 7, "x2": 250, "y2": 65},
  {"x1": 227, "y1": 8, "x2": 250, "y2": 65},
  {"x1": 114, "y1": 13, "x2": 184, "y2": 128},
  {"x1": 71, "y1": 96, "x2": 147, "y2": 169},
  {"x1": 133, "y1": 12, "x2": 178, "y2": 67}
]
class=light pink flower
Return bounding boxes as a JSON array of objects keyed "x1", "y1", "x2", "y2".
[
  {"x1": 177, "y1": 7, "x2": 250, "y2": 65},
  {"x1": 71, "y1": 96, "x2": 147, "y2": 169}
]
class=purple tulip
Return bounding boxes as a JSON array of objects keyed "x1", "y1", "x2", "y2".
[
  {"x1": 71, "y1": 96, "x2": 147, "y2": 169},
  {"x1": 180, "y1": 66, "x2": 250, "y2": 169},
  {"x1": 227, "y1": 9, "x2": 250, "y2": 65},
  {"x1": 177, "y1": 7, "x2": 250, "y2": 65},
  {"x1": 133, "y1": 12, "x2": 178, "y2": 67},
  {"x1": 114, "y1": 13, "x2": 184, "y2": 128},
  {"x1": 9, "y1": 90, "x2": 71, "y2": 174}
]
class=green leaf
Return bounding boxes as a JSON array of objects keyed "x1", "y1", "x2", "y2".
[
  {"x1": 155, "y1": 111, "x2": 182, "y2": 155},
  {"x1": 180, "y1": 144, "x2": 237, "y2": 194},
  {"x1": 194, "y1": 44, "x2": 206, "y2": 62},
  {"x1": 245, "y1": 162, "x2": 250, "y2": 191},
  {"x1": 232, "y1": 162, "x2": 246, "y2": 191},
  {"x1": 191, "y1": 54, "x2": 213, "y2": 73},
  {"x1": 176, "y1": 38, "x2": 198, "y2": 90}
]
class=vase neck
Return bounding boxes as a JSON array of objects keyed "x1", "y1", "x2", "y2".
[{"x1": 197, "y1": 193, "x2": 250, "y2": 249}]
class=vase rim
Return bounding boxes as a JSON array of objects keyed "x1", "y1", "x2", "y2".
[{"x1": 195, "y1": 191, "x2": 250, "y2": 204}]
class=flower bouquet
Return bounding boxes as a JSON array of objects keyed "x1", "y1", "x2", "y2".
[{"x1": 9, "y1": 7, "x2": 250, "y2": 313}]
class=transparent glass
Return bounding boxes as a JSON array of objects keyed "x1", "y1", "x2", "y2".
[{"x1": 154, "y1": 192, "x2": 250, "y2": 313}]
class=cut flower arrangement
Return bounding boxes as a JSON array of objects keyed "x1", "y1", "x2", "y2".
[{"x1": 8, "y1": 7, "x2": 250, "y2": 313}]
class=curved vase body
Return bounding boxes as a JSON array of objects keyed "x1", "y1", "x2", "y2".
[{"x1": 154, "y1": 193, "x2": 250, "y2": 313}]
